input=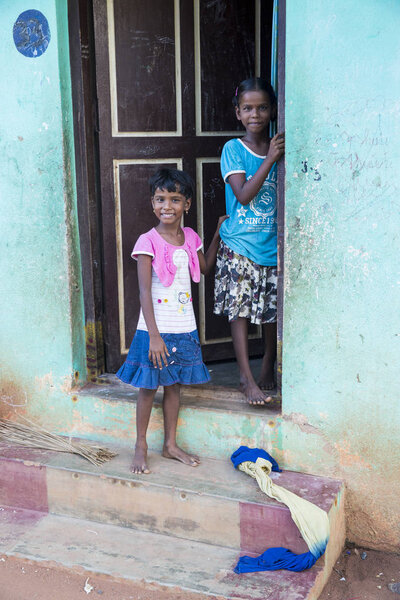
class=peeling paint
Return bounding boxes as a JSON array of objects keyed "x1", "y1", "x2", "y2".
[
  {"x1": 35, "y1": 372, "x2": 54, "y2": 390},
  {"x1": 283, "y1": 412, "x2": 323, "y2": 436},
  {"x1": 61, "y1": 377, "x2": 74, "y2": 394}
]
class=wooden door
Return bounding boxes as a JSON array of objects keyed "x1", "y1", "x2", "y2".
[{"x1": 93, "y1": 0, "x2": 274, "y2": 372}]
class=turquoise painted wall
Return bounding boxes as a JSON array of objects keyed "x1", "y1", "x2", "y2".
[
  {"x1": 0, "y1": 1, "x2": 85, "y2": 427},
  {"x1": 283, "y1": 0, "x2": 400, "y2": 550}
]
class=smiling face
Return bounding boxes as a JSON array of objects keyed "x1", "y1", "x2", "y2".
[
  {"x1": 151, "y1": 186, "x2": 191, "y2": 226},
  {"x1": 235, "y1": 90, "x2": 275, "y2": 134}
]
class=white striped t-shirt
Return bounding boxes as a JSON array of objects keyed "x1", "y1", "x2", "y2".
[{"x1": 136, "y1": 248, "x2": 197, "y2": 333}]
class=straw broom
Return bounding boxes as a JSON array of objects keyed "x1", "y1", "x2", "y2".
[{"x1": 0, "y1": 416, "x2": 117, "y2": 466}]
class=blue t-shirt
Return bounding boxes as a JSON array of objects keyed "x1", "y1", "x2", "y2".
[{"x1": 219, "y1": 138, "x2": 277, "y2": 266}]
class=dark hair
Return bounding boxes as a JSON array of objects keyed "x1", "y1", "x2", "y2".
[
  {"x1": 149, "y1": 168, "x2": 194, "y2": 200},
  {"x1": 233, "y1": 77, "x2": 277, "y2": 118}
]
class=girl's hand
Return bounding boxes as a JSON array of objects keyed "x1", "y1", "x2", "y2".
[
  {"x1": 199, "y1": 215, "x2": 229, "y2": 275},
  {"x1": 216, "y1": 215, "x2": 229, "y2": 234},
  {"x1": 149, "y1": 335, "x2": 170, "y2": 369},
  {"x1": 267, "y1": 132, "x2": 285, "y2": 163}
]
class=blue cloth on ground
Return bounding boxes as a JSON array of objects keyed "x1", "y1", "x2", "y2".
[
  {"x1": 234, "y1": 547, "x2": 321, "y2": 574},
  {"x1": 230, "y1": 445, "x2": 281, "y2": 472}
]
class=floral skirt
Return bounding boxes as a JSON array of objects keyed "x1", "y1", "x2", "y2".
[
  {"x1": 116, "y1": 329, "x2": 210, "y2": 389},
  {"x1": 213, "y1": 240, "x2": 277, "y2": 325}
]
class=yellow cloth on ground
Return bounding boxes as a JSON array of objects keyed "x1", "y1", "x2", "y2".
[{"x1": 238, "y1": 457, "x2": 329, "y2": 557}]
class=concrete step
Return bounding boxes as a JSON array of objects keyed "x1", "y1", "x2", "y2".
[
  {"x1": 0, "y1": 507, "x2": 328, "y2": 599},
  {"x1": 69, "y1": 375, "x2": 282, "y2": 460},
  {"x1": 0, "y1": 443, "x2": 345, "y2": 562}
]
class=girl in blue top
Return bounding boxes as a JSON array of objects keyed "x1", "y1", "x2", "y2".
[{"x1": 214, "y1": 78, "x2": 285, "y2": 405}]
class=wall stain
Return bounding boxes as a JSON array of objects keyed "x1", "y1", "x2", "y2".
[
  {"x1": 334, "y1": 440, "x2": 372, "y2": 470},
  {"x1": 164, "y1": 517, "x2": 199, "y2": 532},
  {"x1": 0, "y1": 378, "x2": 28, "y2": 418},
  {"x1": 85, "y1": 320, "x2": 105, "y2": 382}
]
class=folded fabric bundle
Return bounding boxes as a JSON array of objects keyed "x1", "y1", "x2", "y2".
[
  {"x1": 231, "y1": 446, "x2": 281, "y2": 472},
  {"x1": 231, "y1": 446, "x2": 330, "y2": 573}
]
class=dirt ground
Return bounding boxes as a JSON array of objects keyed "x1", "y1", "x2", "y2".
[
  {"x1": 0, "y1": 547, "x2": 399, "y2": 600},
  {"x1": 0, "y1": 555, "x2": 209, "y2": 600},
  {"x1": 320, "y1": 545, "x2": 400, "y2": 600}
]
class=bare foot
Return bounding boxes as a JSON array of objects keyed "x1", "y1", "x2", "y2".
[
  {"x1": 257, "y1": 376, "x2": 275, "y2": 391},
  {"x1": 162, "y1": 444, "x2": 200, "y2": 467},
  {"x1": 239, "y1": 378, "x2": 272, "y2": 405},
  {"x1": 131, "y1": 443, "x2": 150, "y2": 474},
  {"x1": 258, "y1": 357, "x2": 276, "y2": 391}
]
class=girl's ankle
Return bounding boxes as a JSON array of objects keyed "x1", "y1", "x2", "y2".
[
  {"x1": 239, "y1": 374, "x2": 256, "y2": 386},
  {"x1": 135, "y1": 440, "x2": 148, "y2": 449}
]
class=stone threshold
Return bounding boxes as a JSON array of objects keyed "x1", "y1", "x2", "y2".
[{"x1": 74, "y1": 373, "x2": 281, "y2": 415}]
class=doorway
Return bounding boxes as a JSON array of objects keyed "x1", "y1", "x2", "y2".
[{"x1": 69, "y1": 0, "x2": 284, "y2": 386}]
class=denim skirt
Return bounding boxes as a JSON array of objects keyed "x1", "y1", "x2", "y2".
[{"x1": 116, "y1": 329, "x2": 210, "y2": 389}]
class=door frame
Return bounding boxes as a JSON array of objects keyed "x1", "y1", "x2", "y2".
[
  {"x1": 67, "y1": 0, "x2": 286, "y2": 391},
  {"x1": 67, "y1": 0, "x2": 105, "y2": 383},
  {"x1": 276, "y1": 0, "x2": 286, "y2": 392}
]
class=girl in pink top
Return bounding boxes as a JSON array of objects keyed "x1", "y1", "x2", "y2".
[{"x1": 117, "y1": 168, "x2": 226, "y2": 474}]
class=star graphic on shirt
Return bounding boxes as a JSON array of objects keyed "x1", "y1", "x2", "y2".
[
  {"x1": 237, "y1": 206, "x2": 247, "y2": 217},
  {"x1": 239, "y1": 219, "x2": 244, "y2": 224}
]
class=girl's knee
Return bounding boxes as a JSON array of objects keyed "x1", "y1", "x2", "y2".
[
  {"x1": 163, "y1": 383, "x2": 181, "y2": 399},
  {"x1": 166, "y1": 383, "x2": 181, "y2": 392},
  {"x1": 139, "y1": 387, "x2": 157, "y2": 400}
]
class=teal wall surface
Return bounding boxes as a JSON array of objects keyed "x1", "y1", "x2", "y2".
[
  {"x1": 283, "y1": 0, "x2": 400, "y2": 550},
  {"x1": 0, "y1": 1, "x2": 85, "y2": 428}
]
